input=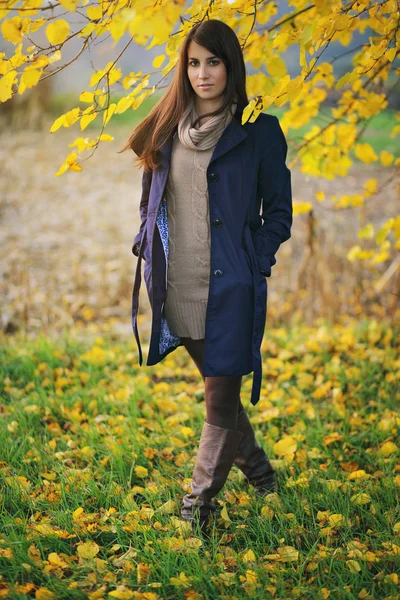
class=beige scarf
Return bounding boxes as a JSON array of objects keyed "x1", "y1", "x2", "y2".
[{"x1": 177, "y1": 96, "x2": 237, "y2": 150}]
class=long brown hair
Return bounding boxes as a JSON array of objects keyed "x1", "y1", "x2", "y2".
[{"x1": 118, "y1": 19, "x2": 249, "y2": 172}]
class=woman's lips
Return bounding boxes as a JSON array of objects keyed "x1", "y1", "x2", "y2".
[{"x1": 199, "y1": 84, "x2": 213, "y2": 88}]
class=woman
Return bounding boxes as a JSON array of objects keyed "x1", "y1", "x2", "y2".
[{"x1": 120, "y1": 19, "x2": 293, "y2": 537}]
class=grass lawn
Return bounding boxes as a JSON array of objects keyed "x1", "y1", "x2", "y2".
[{"x1": 0, "y1": 317, "x2": 399, "y2": 599}]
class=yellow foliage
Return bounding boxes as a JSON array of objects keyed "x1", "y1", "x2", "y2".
[
  {"x1": 346, "y1": 559, "x2": 361, "y2": 573},
  {"x1": 1, "y1": 17, "x2": 30, "y2": 44},
  {"x1": 293, "y1": 201, "x2": 312, "y2": 215},
  {"x1": 355, "y1": 143, "x2": 378, "y2": 163},
  {"x1": 54, "y1": 151, "x2": 82, "y2": 176},
  {"x1": 0, "y1": 69, "x2": 18, "y2": 102},
  {"x1": 135, "y1": 466, "x2": 148, "y2": 478},
  {"x1": 76, "y1": 541, "x2": 99, "y2": 559},
  {"x1": 58, "y1": 0, "x2": 79, "y2": 11},
  {"x1": 152, "y1": 54, "x2": 165, "y2": 68},
  {"x1": 46, "y1": 19, "x2": 70, "y2": 45},
  {"x1": 379, "y1": 441, "x2": 398, "y2": 456},
  {"x1": 358, "y1": 224, "x2": 374, "y2": 240},
  {"x1": 273, "y1": 435, "x2": 297, "y2": 456}
]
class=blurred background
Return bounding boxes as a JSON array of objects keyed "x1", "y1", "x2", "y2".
[{"x1": 0, "y1": 3, "x2": 399, "y2": 343}]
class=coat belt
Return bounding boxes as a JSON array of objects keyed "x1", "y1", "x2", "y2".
[
  {"x1": 131, "y1": 229, "x2": 147, "y2": 367},
  {"x1": 244, "y1": 225, "x2": 264, "y2": 407}
]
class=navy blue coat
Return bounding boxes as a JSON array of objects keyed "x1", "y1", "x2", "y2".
[{"x1": 131, "y1": 104, "x2": 292, "y2": 406}]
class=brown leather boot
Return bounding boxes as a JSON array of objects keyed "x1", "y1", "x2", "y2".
[
  {"x1": 233, "y1": 406, "x2": 276, "y2": 496},
  {"x1": 181, "y1": 421, "x2": 244, "y2": 534}
]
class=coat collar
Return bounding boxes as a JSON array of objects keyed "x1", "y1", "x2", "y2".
[{"x1": 159, "y1": 103, "x2": 248, "y2": 167}]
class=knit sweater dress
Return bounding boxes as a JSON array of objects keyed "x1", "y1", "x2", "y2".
[{"x1": 163, "y1": 132, "x2": 218, "y2": 339}]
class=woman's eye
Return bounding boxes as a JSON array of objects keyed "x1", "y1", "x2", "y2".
[{"x1": 189, "y1": 60, "x2": 219, "y2": 66}]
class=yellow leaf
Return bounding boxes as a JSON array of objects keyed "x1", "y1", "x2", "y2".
[
  {"x1": 50, "y1": 108, "x2": 80, "y2": 133},
  {"x1": 47, "y1": 552, "x2": 68, "y2": 568},
  {"x1": 333, "y1": 14, "x2": 351, "y2": 31},
  {"x1": 98, "y1": 134, "x2": 114, "y2": 142},
  {"x1": 48, "y1": 50, "x2": 62, "y2": 64},
  {"x1": 347, "y1": 470, "x2": 370, "y2": 481},
  {"x1": 242, "y1": 549, "x2": 256, "y2": 563},
  {"x1": 358, "y1": 224, "x2": 374, "y2": 240},
  {"x1": 328, "y1": 513, "x2": 343, "y2": 527},
  {"x1": 35, "y1": 588, "x2": 56, "y2": 600},
  {"x1": 135, "y1": 466, "x2": 148, "y2": 478},
  {"x1": 115, "y1": 96, "x2": 134, "y2": 114},
  {"x1": 80, "y1": 112, "x2": 97, "y2": 131},
  {"x1": 299, "y1": 44, "x2": 307, "y2": 68},
  {"x1": 46, "y1": 20, "x2": 70, "y2": 45},
  {"x1": 355, "y1": 143, "x2": 378, "y2": 164},
  {"x1": 103, "y1": 103, "x2": 116, "y2": 127},
  {"x1": 137, "y1": 562, "x2": 151, "y2": 584},
  {"x1": 380, "y1": 150, "x2": 394, "y2": 166},
  {"x1": 108, "y1": 590, "x2": 134, "y2": 599},
  {"x1": 40, "y1": 472, "x2": 57, "y2": 481},
  {"x1": 220, "y1": 503, "x2": 231, "y2": 524},
  {"x1": 180, "y1": 426, "x2": 195, "y2": 439},
  {"x1": 55, "y1": 151, "x2": 82, "y2": 176},
  {"x1": 87, "y1": 6, "x2": 102, "y2": 20},
  {"x1": 350, "y1": 493, "x2": 371, "y2": 505},
  {"x1": 379, "y1": 441, "x2": 397, "y2": 456},
  {"x1": 363, "y1": 178, "x2": 378, "y2": 194},
  {"x1": 261, "y1": 505, "x2": 274, "y2": 519},
  {"x1": 158, "y1": 499, "x2": 176, "y2": 514},
  {"x1": 80, "y1": 91, "x2": 94, "y2": 103},
  {"x1": 59, "y1": 0, "x2": 79, "y2": 10},
  {"x1": 76, "y1": 541, "x2": 99, "y2": 559},
  {"x1": 72, "y1": 507, "x2": 84, "y2": 519},
  {"x1": 18, "y1": 68, "x2": 42, "y2": 95},
  {"x1": 242, "y1": 98, "x2": 257, "y2": 125},
  {"x1": 170, "y1": 572, "x2": 192, "y2": 588},
  {"x1": 1, "y1": 17, "x2": 29, "y2": 44},
  {"x1": 346, "y1": 559, "x2": 361, "y2": 573},
  {"x1": 50, "y1": 114, "x2": 66, "y2": 133},
  {"x1": 153, "y1": 54, "x2": 165, "y2": 68},
  {"x1": 323, "y1": 432, "x2": 343, "y2": 446},
  {"x1": 293, "y1": 201, "x2": 312, "y2": 215},
  {"x1": 277, "y1": 546, "x2": 299, "y2": 562},
  {"x1": 273, "y1": 436, "x2": 297, "y2": 456},
  {"x1": 266, "y1": 55, "x2": 287, "y2": 77},
  {"x1": 69, "y1": 137, "x2": 96, "y2": 152},
  {"x1": 0, "y1": 70, "x2": 17, "y2": 102}
]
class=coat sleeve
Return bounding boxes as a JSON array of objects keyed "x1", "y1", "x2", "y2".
[
  {"x1": 252, "y1": 116, "x2": 293, "y2": 277},
  {"x1": 132, "y1": 167, "x2": 153, "y2": 257}
]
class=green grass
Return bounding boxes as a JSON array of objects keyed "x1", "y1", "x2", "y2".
[{"x1": 0, "y1": 318, "x2": 399, "y2": 599}]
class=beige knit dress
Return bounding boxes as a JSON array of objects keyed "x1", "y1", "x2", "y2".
[
  {"x1": 163, "y1": 136, "x2": 217, "y2": 339},
  {"x1": 163, "y1": 99, "x2": 236, "y2": 340}
]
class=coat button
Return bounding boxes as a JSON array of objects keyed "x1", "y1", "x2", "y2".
[
  {"x1": 212, "y1": 218, "x2": 222, "y2": 227},
  {"x1": 209, "y1": 171, "x2": 218, "y2": 182},
  {"x1": 214, "y1": 269, "x2": 223, "y2": 277}
]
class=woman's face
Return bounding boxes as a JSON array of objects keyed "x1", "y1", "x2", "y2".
[{"x1": 187, "y1": 40, "x2": 227, "y2": 104}]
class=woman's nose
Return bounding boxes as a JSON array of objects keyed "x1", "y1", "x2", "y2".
[{"x1": 199, "y1": 65, "x2": 209, "y2": 79}]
